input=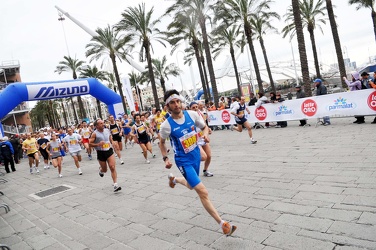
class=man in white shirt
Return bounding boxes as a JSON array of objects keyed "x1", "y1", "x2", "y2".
[{"x1": 63, "y1": 128, "x2": 83, "y2": 175}]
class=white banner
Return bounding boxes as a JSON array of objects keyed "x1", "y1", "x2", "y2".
[
  {"x1": 27, "y1": 80, "x2": 90, "y2": 101},
  {"x1": 122, "y1": 76, "x2": 135, "y2": 112},
  {"x1": 208, "y1": 90, "x2": 376, "y2": 125}
]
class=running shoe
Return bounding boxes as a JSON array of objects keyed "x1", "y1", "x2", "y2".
[
  {"x1": 78, "y1": 169, "x2": 83, "y2": 175},
  {"x1": 222, "y1": 221, "x2": 237, "y2": 236},
  {"x1": 145, "y1": 160, "x2": 151, "y2": 164},
  {"x1": 203, "y1": 171, "x2": 214, "y2": 177},
  {"x1": 275, "y1": 125, "x2": 281, "y2": 128},
  {"x1": 152, "y1": 154, "x2": 156, "y2": 158},
  {"x1": 250, "y1": 140, "x2": 257, "y2": 144},
  {"x1": 168, "y1": 173, "x2": 176, "y2": 188},
  {"x1": 59, "y1": 174, "x2": 63, "y2": 178},
  {"x1": 120, "y1": 160, "x2": 124, "y2": 165},
  {"x1": 114, "y1": 185, "x2": 122, "y2": 192},
  {"x1": 44, "y1": 166, "x2": 47, "y2": 170},
  {"x1": 36, "y1": 168, "x2": 40, "y2": 174},
  {"x1": 30, "y1": 168, "x2": 33, "y2": 174},
  {"x1": 88, "y1": 154, "x2": 92, "y2": 160},
  {"x1": 99, "y1": 167, "x2": 104, "y2": 177}
]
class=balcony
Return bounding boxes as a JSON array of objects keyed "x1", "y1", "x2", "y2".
[{"x1": 2, "y1": 124, "x2": 31, "y2": 135}]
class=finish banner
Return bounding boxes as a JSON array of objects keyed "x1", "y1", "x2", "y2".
[{"x1": 208, "y1": 90, "x2": 376, "y2": 125}]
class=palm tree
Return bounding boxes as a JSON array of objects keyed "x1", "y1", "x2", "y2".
[
  {"x1": 326, "y1": 0, "x2": 347, "y2": 88},
  {"x1": 250, "y1": 9, "x2": 280, "y2": 93},
  {"x1": 349, "y1": 0, "x2": 376, "y2": 42},
  {"x1": 291, "y1": 0, "x2": 312, "y2": 96},
  {"x1": 216, "y1": 0, "x2": 274, "y2": 93},
  {"x1": 86, "y1": 25, "x2": 130, "y2": 113},
  {"x1": 128, "y1": 71, "x2": 148, "y2": 111},
  {"x1": 165, "y1": 10, "x2": 210, "y2": 100},
  {"x1": 151, "y1": 56, "x2": 181, "y2": 93},
  {"x1": 55, "y1": 55, "x2": 85, "y2": 123},
  {"x1": 79, "y1": 65, "x2": 107, "y2": 119},
  {"x1": 166, "y1": 0, "x2": 220, "y2": 107},
  {"x1": 282, "y1": 0, "x2": 326, "y2": 79},
  {"x1": 116, "y1": 3, "x2": 166, "y2": 109},
  {"x1": 104, "y1": 71, "x2": 117, "y2": 92},
  {"x1": 212, "y1": 24, "x2": 244, "y2": 95}
]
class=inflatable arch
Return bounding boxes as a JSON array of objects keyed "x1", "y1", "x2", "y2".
[
  {"x1": 0, "y1": 78, "x2": 124, "y2": 134},
  {"x1": 194, "y1": 88, "x2": 213, "y2": 101}
]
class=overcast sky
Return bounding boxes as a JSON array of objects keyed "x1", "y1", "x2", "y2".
[{"x1": 1, "y1": 0, "x2": 375, "y2": 94}]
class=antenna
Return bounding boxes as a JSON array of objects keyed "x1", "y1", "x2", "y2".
[{"x1": 57, "y1": 11, "x2": 70, "y2": 56}]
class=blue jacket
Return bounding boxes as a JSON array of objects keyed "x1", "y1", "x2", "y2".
[{"x1": 0, "y1": 141, "x2": 14, "y2": 157}]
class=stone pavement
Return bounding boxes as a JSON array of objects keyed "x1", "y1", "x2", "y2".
[{"x1": 0, "y1": 117, "x2": 376, "y2": 250}]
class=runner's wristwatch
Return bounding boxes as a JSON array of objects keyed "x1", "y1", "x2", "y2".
[{"x1": 163, "y1": 156, "x2": 168, "y2": 162}]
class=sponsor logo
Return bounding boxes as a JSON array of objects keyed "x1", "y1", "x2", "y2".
[
  {"x1": 327, "y1": 97, "x2": 356, "y2": 111},
  {"x1": 274, "y1": 105, "x2": 293, "y2": 116},
  {"x1": 255, "y1": 106, "x2": 267, "y2": 121},
  {"x1": 27, "y1": 81, "x2": 90, "y2": 101},
  {"x1": 221, "y1": 110, "x2": 231, "y2": 123},
  {"x1": 209, "y1": 114, "x2": 217, "y2": 121},
  {"x1": 367, "y1": 91, "x2": 376, "y2": 111},
  {"x1": 301, "y1": 99, "x2": 317, "y2": 117}
]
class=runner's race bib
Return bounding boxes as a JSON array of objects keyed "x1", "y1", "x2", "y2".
[{"x1": 179, "y1": 131, "x2": 198, "y2": 154}]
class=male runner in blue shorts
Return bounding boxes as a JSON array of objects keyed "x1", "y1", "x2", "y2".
[
  {"x1": 159, "y1": 89, "x2": 237, "y2": 236},
  {"x1": 230, "y1": 96, "x2": 257, "y2": 144}
]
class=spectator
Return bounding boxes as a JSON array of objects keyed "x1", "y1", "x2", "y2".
[
  {"x1": 287, "y1": 92, "x2": 293, "y2": 100},
  {"x1": 248, "y1": 93, "x2": 257, "y2": 106},
  {"x1": 343, "y1": 72, "x2": 364, "y2": 124},
  {"x1": 9, "y1": 135, "x2": 20, "y2": 164},
  {"x1": 0, "y1": 136, "x2": 16, "y2": 173},
  {"x1": 360, "y1": 72, "x2": 371, "y2": 89},
  {"x1": 274, "y1": 93, "x2": 287, "y2": 128},
  {"x1": 368, "y1": 72, "x2": 376, "y2": 124},
  {"x1": 295, "y1": 85, "x2": 307, "y2": 126},
  {"x1": 314, "y1": 79, "x2": 330, "y2": 126}
]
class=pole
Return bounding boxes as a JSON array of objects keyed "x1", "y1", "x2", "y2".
[{"x1": 13, "y1": 114, "x2": 19, "y2": 135}]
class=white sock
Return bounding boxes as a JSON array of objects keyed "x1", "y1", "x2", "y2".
[
  {"x1": 114, "y1": 182, "x2": 118, "y2": 187},
  {"x1": 78, "y1": 168, "x2": 81, "y2": 171}
]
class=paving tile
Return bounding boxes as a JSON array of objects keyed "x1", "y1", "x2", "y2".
[
  {"x1": 327, "y1": 221, "x2": 376, "y2": 241},
  {"x1": 265, "y1": 201, "x2": 317, "y2": 216},
  {"x1": 274, "y1": 214, "x2": 333, "y2": 232},
  {"x1": 311, "y1": 208, "x2": 362, "y2": 222},
  {"x1": 263, "y1": 232, "x2": 335, "y2": 250}
]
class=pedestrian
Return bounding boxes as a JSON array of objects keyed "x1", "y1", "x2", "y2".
[
  {"x1": 230, "y1": 96, "x2": 257, "y2": 144},
  {"x1": 295, "y1": 85, "x2": 307, "y2": 126},
  {"x1": 159, "y1": 89, "x2": 237, "y2": 236},
  {"x1": 63, "y1": 128, "x2": 83, "y2": 175},
  {"x1": 22, "y1": 133, "x2": 40, "y2": 174},
  {"x1": 89, "y1": 119, "x2": 122, "y2": 192},
  {"x1": 314, "y1": 79, "x2": 331, "y2": 126},
  {"x1": 0, "y1": 136, "x2": 16, "y2": 173},
  {"x1": 46, "y1": 133, "x2": 63, "y2": 178}
]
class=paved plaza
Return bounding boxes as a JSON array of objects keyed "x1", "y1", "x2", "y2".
[{"x1": 1, "y1": 117, "x2": 376, "y2": 250}]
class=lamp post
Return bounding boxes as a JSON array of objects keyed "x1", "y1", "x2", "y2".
[{"x1": 176, "y1": 50, "x2": 186, "y2": 94}]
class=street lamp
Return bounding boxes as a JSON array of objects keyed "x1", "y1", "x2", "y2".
[
  {"x1": 0, "y1": 69, "x2": 7, "y2": 84},
  {"x1": 176, "y1": 50, "x2": 186, "y2": 93}
]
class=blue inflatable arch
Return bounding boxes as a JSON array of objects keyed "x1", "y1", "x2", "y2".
[
  {"x1": 0, "y1": 77, "x2": 123, "y2": 122},
  {"x1": 194, "y1": 88, "x2": 213, "y2": 101}
]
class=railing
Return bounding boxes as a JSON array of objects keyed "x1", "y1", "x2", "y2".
[
  {"x1": 2, "y1": 125, "x2": 31, "y2": 134},
  {"x1": 9, "y1": 103, "x2": 29, "y2": 113}
]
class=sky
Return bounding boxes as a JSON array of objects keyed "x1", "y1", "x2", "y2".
[{"x1": 1, "y1": 0, "x2": 375, "y2": 97}]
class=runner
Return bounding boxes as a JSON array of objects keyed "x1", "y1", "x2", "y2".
[
  {"x1": 22, "y1": 133, "x2": 40, "y2": 174},
  {"x1": 89, "y1": 119, "x2": 122, "y2": 192},
  {"x1": 230, "y1": 96, "x2": 257, "y2": 144},
  {"x1": 190, "y1": 102, "x2": 214, "y2": 177},
  {"x1": 121, "y1": 114, "x2": 133, "y2": 149},
  {"x1": 46, "y1": 133, "x2": 63, "y2": 178},
  {"x1": 79, "y1": 121, "x2": 93, "y2": 160},
  {"x1": 131, "y1": 114, "x2": 156, "y2": 164},
  {"x1": 108, "y1": 115, "x2": 124, "y2": 165},
  {"x1": 152, "y1": 109, "x2": 165, "y2": 143},
  {"x1": 37, "y1": 132, "x2": 50, "y2": 170},
  {"x1": 159, "y1": 89, "x2": 237, "y2": 236},
  {"x1": 63, "y1": 128, "x2": 83, "y2": 175}
]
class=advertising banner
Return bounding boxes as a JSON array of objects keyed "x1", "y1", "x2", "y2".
[
  {"x1": 208, "y1": 90, "x2": 376, "y2": 125},
  {"x1": 122, "y1": 77, "x2": 135, "y2": 113}
]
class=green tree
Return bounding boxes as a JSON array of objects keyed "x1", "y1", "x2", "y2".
[
  {"x1": 216, "y1": 0, "x2": 268, "y2": 93},
  {"x1": 166, "y1": 0, "x2": 220, "y2": 106},
  {"x1": 55, "y1": 55, "x2": 85, "y2": 123},
  {"x1": 251, "y1": 8, "x2": 280, "y2": 94},
  {"x1": 282, "y1": 0, "x2": 326, "y2": 79},
  {"x1": 326, "y1": 0, "x2": 347, "y2": 88},
  {"x1": 292, "y1": 0, "x2": 312, "y2": 96},
  {"x1": 165, "y1": 10, "x2": 210, "y2": 100},
  {"x1": 79, "y1": 65, "x2": 107, "y2": 119},
  {"x1": 212, "y1": 24, "x2": 244, "y2": 95},
  {"x1": 117, "y1": 3, "x2": 166, "y2": 108},
  {"x1": 151, "y1": 56, "x2": 181, "y2": 93},
  {"x1": 349, "y1": 0, "x2": 376, "y2": 42},
  {"x1": 86, "y1": 25, "x2": 130, "y2": 113}
]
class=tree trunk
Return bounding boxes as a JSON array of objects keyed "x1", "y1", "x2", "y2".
[
  {"x1": 198, "y1": 13, "x2": 219, "y2": 107},
  {"x1": 292, "y1": 0, "x2": 312, "y2": 97},
  {"x1": 200, "y1": 55, "x2": 211, "y2": 100},
  {"x1": 145, "y1": 41, "x2": 160, "y2": 109},
  {"x1": 77, "y1": 96, "x2": 87, "y2": 119},
  {"x1": 372, "y1": 9, "x2": 376, "y2": 42},
  {"x1": 137, "y1": 86, "x2": 144, "y2": 111},
  {"x1": 308, "y1": 26, "x2": 321, "y2": 78},
  {"x1": 61, "y1": 101, "x2": 68, "y2": 127},
  {"x1": 193, "y1": 39, "x2": 208, "y2": 100},
  {"x1": 111, "y1": 54, "x2": 128, "y2": 113},
  {"x1": 244, "y1": 21, "x2": 263, "y2": 93},
  {"x1": 70, "y1": 98, "x2": 79, "y2": 124},
  {"x1": 326, "y1": 0, "x2": 346, "y2": 88},
  {"x1": 96, "y1": 99, "x2": 102, "y2": 119},
  {"x1": 259, "y1": 37, "x2": 276, "y2": 94},
  {"x1": 160, "y1": 77, "x2": 166, "y2": 94},
  {"x1": 230, "y1": 46, "x2": 242, "y2": 96}
]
